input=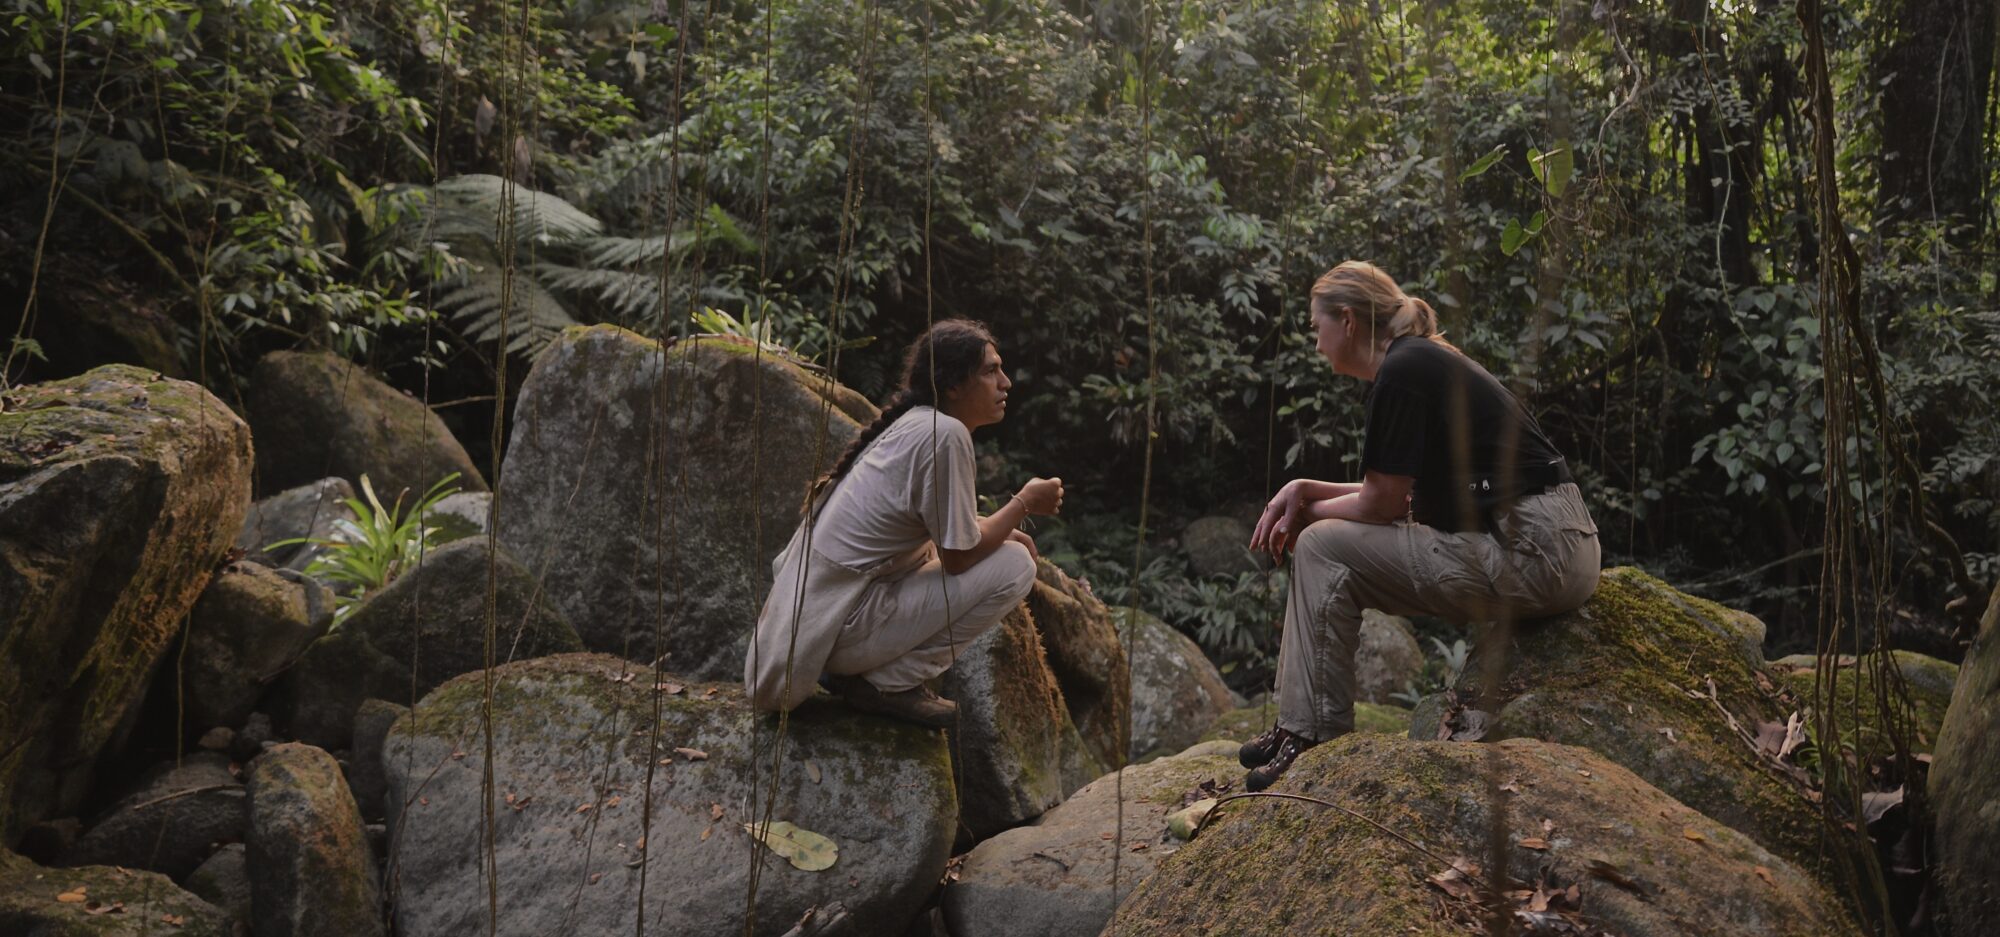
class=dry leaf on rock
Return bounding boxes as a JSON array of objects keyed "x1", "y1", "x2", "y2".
[
  {"x1": 806, "y1": 761, "x2": 822, "y2": 785},
  {"x1": 1754, "y1": 866, "x2": 1776, "y2": 886},
  {"x1": 1681, "y1": 827, "x2": 1707, "y2": 843},
  {"x1": 674, "y1": 747, "x2": 708, "y2": 761},
  {"x1": 55, "y1": 888, "x2": 87, "y2": 903},
  {"x1": 744, "y1": 820, "x2": 839, "y2": 871},
  {"x1": 1518, "y1": 837, "x2": 1551, "y2": 851}
]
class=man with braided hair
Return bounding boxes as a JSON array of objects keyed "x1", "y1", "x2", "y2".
[{"x1": 746, "y1": 319, "x2": 1064, "y2": 727}]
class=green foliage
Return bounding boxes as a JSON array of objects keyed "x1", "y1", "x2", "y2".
[{"x1": 270, "y1": 472, "x2": 461, "y2": 622}]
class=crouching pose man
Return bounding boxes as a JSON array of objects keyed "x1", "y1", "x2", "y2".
[
  {"x1": 746, "y1": 319, "x2": 1064, "y2": 727},
  {"x1": 1240, "y1": 261, "x2": 1601, "y2": 791}
]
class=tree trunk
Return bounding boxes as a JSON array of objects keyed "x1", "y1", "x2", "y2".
[{"x1": 1873, "y1": 0, "x2": 1996, "y2": 243}]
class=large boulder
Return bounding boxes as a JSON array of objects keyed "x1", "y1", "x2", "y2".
[
  {"x1": 1111, "y1": 734, "x2": 1861, "y2": 937},
  {"x1": 1771, "y1": 650, "x2": 1956, "y2": 758},
  {"x1": 943, "y1": 604, "x2": 1104, "y2": 838},
  {"x1": 382, "y1": 653, "x2": 956, "y2": 937},
  {"x1": 246, "y1": 743, "x2": 382, "y2": 937},
  {"x1": 1932, "y1": 583, "x2": 2000, "y2": 935},
  {"x1": 0, "y1": 848, "x2": 234, "y2": 936},
  {"x1": 497, "y1": 327, "x2": 873, "y2": 675},
  {"x1": 62, "y1": 753, "x2": 245, "y2": 880},
  {"x1": 246, "y1": 350, "x2": 486, "y2": 499},
  {"x1": 185, "y1": 843, "x2": 252, "y2": 926},
  {"x1": 944, "y1": 741, "x2": 1239, "y2": 937},
  {"x1": 1181, "y1": 516, "x2": 1256, "y2": 578},
  {"x1": 1024, "y1": 563, "x2": 1130, "y2": 772},
  {"x1": 1121, "y1": 608, "x2": 1233, "y2": 762},
  {"x1": 182, "y1": 562, "x2": 331, "y2": 731},
  {"x1": 234, "y1": 477, "x2": 355, "y2": 572},
  {"x1": 281, "y1": 538, "x2": 581, "y2": 749},
  {"x1": 1356, "y1": 609, "x2": 1424, "y2": 703},
  {"x1": 0, "y1": 364, "x2": 252, "y2": 841},
  {"x1": 1412, "y1": 567, "x2": 1826, "y2": 875}
]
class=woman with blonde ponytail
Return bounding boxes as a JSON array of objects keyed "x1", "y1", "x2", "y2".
[
  {"x1": 746, "y1": 319, "x2": 1064, "y2": 727},
  {"x1": 1238, "y1": 260, "x2": 1600, "y2": 790}
]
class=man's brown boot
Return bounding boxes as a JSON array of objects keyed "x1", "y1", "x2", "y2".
[{"x1": 826, "y1": 675, "x2": 957, "y2": 729}]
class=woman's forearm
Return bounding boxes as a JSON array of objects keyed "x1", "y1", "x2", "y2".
[
  {"x1": 1294, "y1": 479, "x2": 1363, "y2": 502},
  {"x1": 1304, "y1": 490, "x2": 1406, "y2": 526}
]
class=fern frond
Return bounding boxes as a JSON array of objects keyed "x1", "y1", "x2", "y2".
[
  {"x1": 536, "y1": 262, "x2": 664, "y2": 323},
  {"x1": 436, "y1": 264, "x2": 580, "y2": 356}
]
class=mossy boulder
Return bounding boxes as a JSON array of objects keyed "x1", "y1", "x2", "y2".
[
  {"x1": 1357, "y1": 609, "x2": 1424, "y2": 703},
  {"x1": 246, "y1": 350, "x2": 486, "y2": 499},
  {"x1": 0, "y1": 364, "x2": 252, "y2": 842},
  {"x1": 1026, "y1": 563, "x2": 1131, "y2": 770},
  {"x1": 1122, "y1": 607, "x2": 1233, "y2": 763},
  {"x1": 180, "y1": 561, "x2": 330, "y2": 731},
  {"x1": 1414, "y1": 567, "x2": 1825, "y2": 876},
  {"x1": 943, "y1": 603, "x2": 1104, "y2": 838},
  {"x1": 1110, "y1": 734, "x2": 1861, "y2": 937},
  {"x1": 246, "y1": 743, "x2": 381, "y2": 937},
  {"x1": 184, "y1": 843, "x2": 251, "y2": 927},
  {"x1": 0, "y1": 848, "x2": 233, "y2": 936},
  {"x1": 1181, "y1": 516, "x2": 1257, "y2": 578},
  {"x1": 1932, "y1": 582, "x2": 2000, "y2": 935},
  {"x1": 498, "y1": 327, "x2": 873, "y2": 676},
  {"x1": 943, "y1": 741, "x2": 1240, "y2": 937},
  {"x1": 1200, "y1": 700, "x2": 1409, "y2": 748},
  {"x1": 382, "y1": 653, "x2": 956, "y2": 937},
  {"x1": 62, "y1": 753, "x2": 245, "y2": 880},
  {"x1": 425, "y1": 491, "x2": 491, "y2": 545},
  {"x1": 1771, "y1": 650, "x2": 1956, "y2": 759},
  {"x1": 280, "y1": 538, "x2": 581, "y2": 749}
]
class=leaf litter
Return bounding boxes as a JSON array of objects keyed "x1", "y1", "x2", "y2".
[{"x1": 744, "y1": 820, "x2": 838, "y2": 871}]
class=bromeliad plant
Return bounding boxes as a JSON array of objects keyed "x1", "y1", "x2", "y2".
[{"x1": 268, "y1": 472, "x2": 461, "y2": 624}]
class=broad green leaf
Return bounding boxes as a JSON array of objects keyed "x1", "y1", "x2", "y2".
[
  {"x1": 1544, "y1": 146, "x2": 1572, "y2": 197},
  {"x1": 1457, "y1": 144, "x2": 1507, "y2": 182},
  {"x1": 744, "y1": 821, "x2": 838, "y2": 871},
  {"x1": 1500, "y1": 218, "x2": 1525, "y2": 256},
  {"x1": 1525, "y1": 211, "x2": 1546, "y2": 236}
]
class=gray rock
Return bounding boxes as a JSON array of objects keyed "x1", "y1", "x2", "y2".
[
  {"x1": 943, "y1": 741, "x2": 1239, "y2": 937},
  {"x1": 1120, "y1": 608, "x2": 1233, "y2": 762},
  {"x1": 233, "y1": 714, "x2": 275, "y2": 763},
  {"x1": 235, "y1": 478, "x2": 354, "y2": 572},
  {"x1": 0, "y1": 364, "x2": 252, "y2": 841},
  {"x1": 498, "y1": 328, "x2": 874, "y2": 676},
  {"x1": 246, "y1": 350, "x2": 486, "y2": 499},
  {"x1": 198, "y1": 727, "x2": 235, "y2": 752},
  {"x1": 63, "y1": 753, "x2": 245, "y2": 880},
  {"x1": 1355, "y1": 609, "x2": 1423, "y2": 704},
  {"x1": 0, "y1": 848, "x2": 235, "y2": 936},
  {"x1": 246, "y1": 743, "x2": 382, "y2": 937},
  {"x1": 1180, "y1": 516, "x2": 1257, "y2": 578},
  {"x1": 280, "y1": 538, "x2": 581, "y2": 749},
  {"x1": 1112, "y1": 735, "x2": 1861, "y2": 937},
  {"x1": 183, "y1": 562, "x2": 330, "y2": 730},
  {"x1": 344, "y1": 700, "x2": 407, "y2": 822},
  {"x1": 382, "y1": 653, "x2": 955, "y2": 937},
  {"x1": 942, "y1": 606, "x2": 1102, "y2": 839},
  {"x1": 1933, "y1": 583, "x2": 2000, "y2": 933},
  {"x1": 185, "y1": 843, "x2": 252, "y2": 925},
  {"x1": 426, "y1": 491, "x2": 491, "y2": 544}
]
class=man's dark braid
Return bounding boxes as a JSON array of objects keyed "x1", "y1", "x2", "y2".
[{"x1": 816, "y1": 389, "x2": 926, "y2": 497}]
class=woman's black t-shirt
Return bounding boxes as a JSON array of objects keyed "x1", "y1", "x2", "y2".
[{"x1": 1360, "y1": 336, "x2": 1566, "y2": 533}]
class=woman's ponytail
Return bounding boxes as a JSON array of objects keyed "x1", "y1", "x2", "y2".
[{"x1": 1312, "y1": 261, "x2": 1458, "y2": 352}]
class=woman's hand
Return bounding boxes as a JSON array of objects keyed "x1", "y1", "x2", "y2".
[
  {"x1": 1016, "y1": 477, "x2": 1064, "y2": 515},
  {"x1": 1250, "y1": 480, "x2": 1306, "y2": 561},
  {"x1": 1007, "y1": 528, "x2": 1039, "y2": 562}
]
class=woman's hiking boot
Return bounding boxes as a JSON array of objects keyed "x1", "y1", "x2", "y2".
[
  {"x1": 825, "y1": 674, "x2": 957, "y2": 729},
  {"x1": 1239, "y1": 723, "x2": 1285, "y2": 769},
  {"x1": 1244, "y1": 729, "x2": 1317, "y2": 792}
]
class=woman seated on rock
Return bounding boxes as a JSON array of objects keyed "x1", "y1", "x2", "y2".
[
  {"x1": 745, "y1": 319, "x2": 1064, "y2": 727},
  {"x1": 1241, "y1": 260, "x2": 1601, "y2": 791}
]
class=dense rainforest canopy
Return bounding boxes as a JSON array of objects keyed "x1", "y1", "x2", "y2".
[{"x1": 2, "y1": 0, "x2": 1995, "y2": 673}]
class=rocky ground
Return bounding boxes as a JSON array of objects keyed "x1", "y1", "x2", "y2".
[{"x1": 1, "y1": 327, "x2": 1988, "y2": 937}]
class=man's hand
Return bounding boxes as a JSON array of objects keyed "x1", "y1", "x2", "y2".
[
  {"x1": 1017, "y1": 477, "x2": 1064, "y2": 515},
  {"x1": 1007, "y1": 528, "x2": 1039, "y2": 562}
]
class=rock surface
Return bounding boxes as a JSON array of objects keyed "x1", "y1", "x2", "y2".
[
  {"x1": 1412, "y1": 567, "x2": 1825, "y2": 875},
  {"x1": 1181, "y1": 516, "x2": 1256, "y2": 578},
  {"x1": 1771, "y1": 650, "x2": 1956, "y2": 758},
  {"x1": 345, "y1": 699, "x2": 407, "y2": 822},
  {"x1": 235, "y1": 477, "x2": 355, "y2": 572},
  {"x1": 0, "y1": 364, "x2": 252, "y2": 841},
  {"x1": 1110, "y1": 734, "x2": 1861, "y2": 937},
  {"x1": 280, "y1": 538, "x2": 581, "y2": 749},
  {"x1": 182, "y1": 562, "x2": 330, "y2": 731},
  {"x1": 0, "y1": 848, "x2": 234, "y2": 936},
  {"x1": 246, "y1": 743, "x2": 382, "y2": 937},
  {"x1": 1121, "y1": 608, "x2": 1234, "y2": 762},
  {"x1": 382, "y1": 653, "x2": 955, "y2": 937},
  {"x1": 246, "y1": 350, "x2": 485, "y2": 498},
  {"x1": 944, "y1": 741, "x2": 1240, "y2": 937},
  {"x1": 185, "y1": 843, "x2": 252, "y2": 926},
  {"x1": 426, "y1": 491, "x2": 491, "y2": 545},
  {"x1": 63, "y1": 753, "x2": 245, "y2": 880},
  {"x1": 1932, "y1": 583, "x2": 2000, "y2": 935},
  {"x1": 498, "y1": 328, "x2": 872, "y2": 676},
  {"x1": 943, "y1": 605, "x2": 1102, "y2": 839},
  {"x1": 1356, "y1": 609, "x2": 1425, "y2": 703},
  {"x1": 1024, "y1": 563, "x2": 1130, "y2": 771},
  {"x1": 1201, "y1": 700, "x2": 1409, "y2": 746}
]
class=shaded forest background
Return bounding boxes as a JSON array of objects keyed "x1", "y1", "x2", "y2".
[{"x1": 3, "y1": 0, "x2": 1995, "y2": 678}]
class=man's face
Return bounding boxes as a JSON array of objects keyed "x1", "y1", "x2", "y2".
[{"x1": 946, "y1": 343, "x2": 1010, "y2": 429}]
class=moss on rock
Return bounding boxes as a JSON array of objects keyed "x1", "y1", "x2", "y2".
[
  {"x1": 0, "y1": 848, "x2": 233, "y2": 936},
  {"x1": 1771, "y1": 650, "x2": 1955, "y2": 758}
]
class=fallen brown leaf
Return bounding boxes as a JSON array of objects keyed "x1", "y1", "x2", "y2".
[
  {"x1": 701, "y1": 826, "x2": 712, "y2": 841},
  {"x1": 1754, "y1": 866, "x2": 1776, "y2": 886},
  {"x1": 510, "y1": 796, "x2": 533, "y2": 811},
  {"x1": 83, "y1": 900, "x2": 124, "y2": 915},
  {"x1": 711, "y1": 803, "x2": 725, "y2": 821},
  {"x1": 604, "y1": 796, "x2": 621, "y2": 808},
  {"x1": 576, "y1": 803, "x2": 594, "y2": 814},
  {"x1": 675, "y1": 747, "x2": 708, "y2": 761},
  {"x1": 1577, "y1": 769, "x2": 1592, "y2": 778},
  {"x1": 1518, "y1": 837, "x2": 1550, "y2": 851},
  {"x1": 1128, "y1": 842, "x2": 1150, "y2": 852},
  {"x1": 55, "y1": 887, "x2": 87, "y2": 903},
  {"x1": 1682, "y1": 828, "x2": 1707, "y2": 843},
  {"x1": 1099, "y1": 832, "x2": 1115, "y2": 840},
  {"x1": 161, "y1": 913, "x2": 185, "y2": 927},
  {"x1": 655, "y1": 683, "x2": 686, "y2": 694},
  {"x1": 1586, "y1": 859, "x2": 1645, "y2": 894},
  {"x1": 806, "y1": 761, "x2": 822, "y2": 785}
]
